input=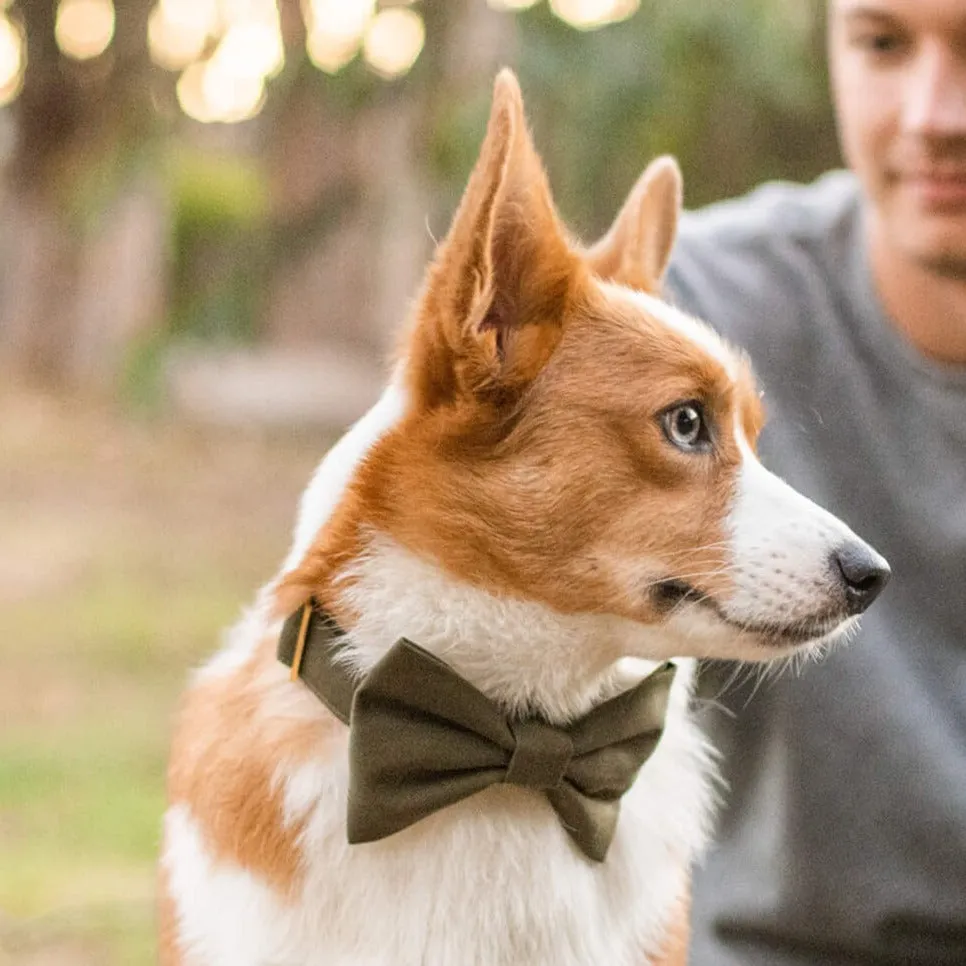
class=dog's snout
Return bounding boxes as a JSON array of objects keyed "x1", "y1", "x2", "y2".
[{"x1": 831, "y1": 543, "x2": 891, "y2": 614}]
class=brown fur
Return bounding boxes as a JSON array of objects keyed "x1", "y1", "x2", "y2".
[
  {"x1": 281, "y1": 72, "x2": 763, "y2": 630},
  {"x1": 584, "y1": 155, "x2": 683, "y2": 293},
  {"x1": 167, "y1": 70, "x2": 761, "y2": 964},
  {"x1": 165, "y1": 641, "x2": 344, "y2": 895}
]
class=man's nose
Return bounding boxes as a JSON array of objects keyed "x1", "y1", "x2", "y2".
[{"x1": 904, "y1": 42, "x2": 966, "y2": 138}]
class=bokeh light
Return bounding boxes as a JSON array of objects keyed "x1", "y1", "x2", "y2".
[
  {"x1": 176, "y1": 61, "x2": 217, "y2": 122},
  {"x1": 306, "y1": 31, "x2": 356, "y2": 74},
  {"x1": 165, "y1": 0, "x2": 281, "y2": 123},
  {"x1": 55, "y1": 0, "x2": 116, "y2": 61},
  {"x1": 0, "y1": 13, "x2": 24, "y2": 107},
  {"x1": 550, "y1": 0, "x2": 639, "y2": 30},
  {"x1": 487, "y1": 0, "x2": 541, "y2": 11},
  {"x1": 304, "y1": 0, "x2": 374, "y2": 74},
  {"x1": 177, "y1": 53, "x2": 266, "y2": 123},
  {"x1": 215, "y1": 20, "x2": 284, "y2": 80},
  {"x1": 362, "y1": 7, "x2": 424, "y2": 80},
  {"x1": 148, "y1": 0, "x2": 218, "y2": 71},
  {"x1": 202, "y1": 55, "x2": 266, "y2": 122}
]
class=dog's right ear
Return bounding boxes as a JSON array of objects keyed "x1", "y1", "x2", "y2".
[
  {"x1": 584, "y1": 156, "x2": 683, "y2": 294},
  {"x1": 407, "y1": 69, "x2": 581, "y2": 410}
]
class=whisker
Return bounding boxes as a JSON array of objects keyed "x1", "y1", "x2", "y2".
[
  {"x1": 653, "y1": 542, "x2": 732, "y2": 564},
  {"x1": 641, "y1": 568, "x2": 731, "y2": 592}
]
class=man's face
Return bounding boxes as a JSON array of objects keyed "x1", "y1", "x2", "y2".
[{"x1": 829, "y1": 0, "x2": 966, "y2": 276}]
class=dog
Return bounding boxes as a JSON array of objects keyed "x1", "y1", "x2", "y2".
[{"x1": 159, "y1": 70, "x2": 890, "y2": 966}]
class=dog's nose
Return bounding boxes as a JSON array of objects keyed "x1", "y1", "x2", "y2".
[{"x1": 831, "y1": 542, "x2": 891, "y2": 615}]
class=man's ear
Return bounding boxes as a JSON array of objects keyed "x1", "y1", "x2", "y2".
[
  {"x1": 411, "y1": 69, "x2": 580, "y2": 408},
  {"x1": 584, "y1": 155, "x2": 683, "y2": 293}
]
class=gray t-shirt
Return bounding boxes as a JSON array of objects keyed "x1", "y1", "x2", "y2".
[{"x1": 666, "y1": 171, "x2": 966, "y2": 966}]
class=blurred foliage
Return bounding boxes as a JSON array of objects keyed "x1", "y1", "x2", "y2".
[
  {"x1": 166, "y1": 148, "x2": 268, "y2": 342},
  {"x1": 417, "y1": 0, "x2": 838, "y2": 240},
  {"x1": 517, "y1": 0, "x2": 836, "y2": 234},
  {"x1": 1, "y1": 0, "x2": 844, "y2": 392},
  {"x1": 119, "y1": 149, "x2": 272, "y2": 409}
]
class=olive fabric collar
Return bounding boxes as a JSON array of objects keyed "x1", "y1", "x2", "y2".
[{"x1": 278, "y1": 602, "x2": 676, "y2": 862}]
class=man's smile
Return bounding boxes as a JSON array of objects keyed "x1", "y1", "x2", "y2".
[{"x1": 902, "y1": 169, "x2": 966, "y2": 209}]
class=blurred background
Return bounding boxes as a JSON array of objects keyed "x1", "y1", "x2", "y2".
[{"x1": 0, "y1": 0, "x2": 838, "y2": 962}]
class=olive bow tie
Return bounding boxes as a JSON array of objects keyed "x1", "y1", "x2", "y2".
[{"x1": 278, "y1": 604, "x2": 675, "y2": 863}]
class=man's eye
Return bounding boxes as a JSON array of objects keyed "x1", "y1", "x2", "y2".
[
  {"x1": 661, "y1": 403, "x2": 710, "y2": 452},
  {"x1": 853, "y1": 31, "x2": 905, "y2": 56}
]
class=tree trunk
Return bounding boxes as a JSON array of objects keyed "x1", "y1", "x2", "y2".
[{"x1": 0, "y1": 0, "x2": 161, "y2": 386}]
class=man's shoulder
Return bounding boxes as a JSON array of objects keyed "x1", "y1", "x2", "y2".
[
  {"x1": 666, "y1": 170, "x2": 865, "y2": 354},
  {"x1": 674, "y1": 169, "x2": 861, "y2": 260}
]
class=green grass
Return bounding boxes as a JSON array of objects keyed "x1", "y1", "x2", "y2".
[
  {"x1": 0, "y1": 722, "x2": 167, "y2": 892},
  {"x1": 0, "y1": 690, "x2": 168, "y2": 963},
  {"x1": 0, "y1": 389, "x2": 322, "y2": 965},
  {"x1": 2, "y1": 564, "x2": 252, "y2": 673}
]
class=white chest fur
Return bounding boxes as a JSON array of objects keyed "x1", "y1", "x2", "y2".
[
  {"x1": 164, "y1": 385, "x2": 717, "y2": 964},
  {"x1": 165, "y1": 653, "x2": 714, "y2": 966}
]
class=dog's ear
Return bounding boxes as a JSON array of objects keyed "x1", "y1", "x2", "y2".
[
  {"x1": 584, "y1": 156, "x2": 682, "y2": 293},
  {"x1": 410, "y1": 69, "x2": 581, "y2": 408}
]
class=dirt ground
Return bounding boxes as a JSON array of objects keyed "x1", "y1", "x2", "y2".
[{"x1": 0, "y1": 386, "x2": 328, "y2": 965}]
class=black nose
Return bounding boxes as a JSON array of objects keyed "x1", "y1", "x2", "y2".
[{"x1": 832, "y1": 543, "x2": 891, "y2": 615}]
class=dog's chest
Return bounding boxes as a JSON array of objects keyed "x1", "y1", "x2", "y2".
[{"x1": 167, "y1": 689, "x2": 713, "y2": 966}]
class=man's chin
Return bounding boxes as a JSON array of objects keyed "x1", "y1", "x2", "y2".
[
  {"x1": 889, "y1": 200, "x2": 966, "y2": 278},
  {"x1": 911, "y1": 246, "x2": 966, "y2": 281}
]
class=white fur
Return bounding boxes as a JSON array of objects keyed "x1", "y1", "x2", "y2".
[
  {"x1": 163, "y1": 283, "x2": 873, "y2": 964},
  {"x1": 603, "y1": 281, "x2": 741, "y2": 380},
  {"x1": 724, "y1": 424, "x2": 873, "y2": 629},
  {"x1": 164, "y1": 804, "x2": 304, "y2": 966},
  {"x1": 166, "y1": 633, "x2": 714, "y2": 966},
  {"x1": 337, "y1": 535, "x2": 682, "y2": 720},
  {"x1": 162, "y1": 274, "x2": 884, "y2": 963},
  {"x1": 192, "y1": 380, "x2": 407, "y2": 685},
  {"x1": 633, "y1": 427, "x2": 874, "y2": 663},
  {"x1": 164, "y1": 417, "x2": 718, "y2": 965},
  {"x1": 283, "y1": 377, "x2": 408, "y2": 573}
]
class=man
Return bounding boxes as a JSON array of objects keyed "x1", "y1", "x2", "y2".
[{"x1": 663, "y1": 1, "x2": 966, "y2": 963}]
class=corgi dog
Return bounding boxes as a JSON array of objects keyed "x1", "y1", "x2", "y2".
[{"x1": 159, "y1": 70, "x2": 890, "y2": 966}]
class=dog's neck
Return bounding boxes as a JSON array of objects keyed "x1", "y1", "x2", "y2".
[
  {"x1": 279, "y1": 382, "x2": 672, "y2": 723},
  {"x1": 329, "y1": 533, "x2": 668, "y2": 723}
]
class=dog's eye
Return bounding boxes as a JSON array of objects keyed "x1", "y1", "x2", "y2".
[{"x1": 661, "y1": 403, "x2": 709, "y2": 452}]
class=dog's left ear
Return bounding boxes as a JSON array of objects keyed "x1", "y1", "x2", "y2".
[
  {"x1": 410, "y1": 69, "x2": 581, "y2": 409},
  {"x1": 584, "y1": 156, "x2": 683, "y2": 293}
]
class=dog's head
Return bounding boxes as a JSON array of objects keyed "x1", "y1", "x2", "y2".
[{"x1": 285, "y1": 70, "x2": 888, "y2": 664}]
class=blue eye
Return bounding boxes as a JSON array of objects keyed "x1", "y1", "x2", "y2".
[{"x1": 661, "y1": 403, "x2": 709, "y2": 451}]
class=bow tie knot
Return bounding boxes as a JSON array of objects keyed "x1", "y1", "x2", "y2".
[{"x1": 506, "y1": 720, "x2": 573, "y2": 790}]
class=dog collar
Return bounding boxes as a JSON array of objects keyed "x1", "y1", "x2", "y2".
[{"x1": 278, "y1": 601, "x2": 676, "y2": 862}]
